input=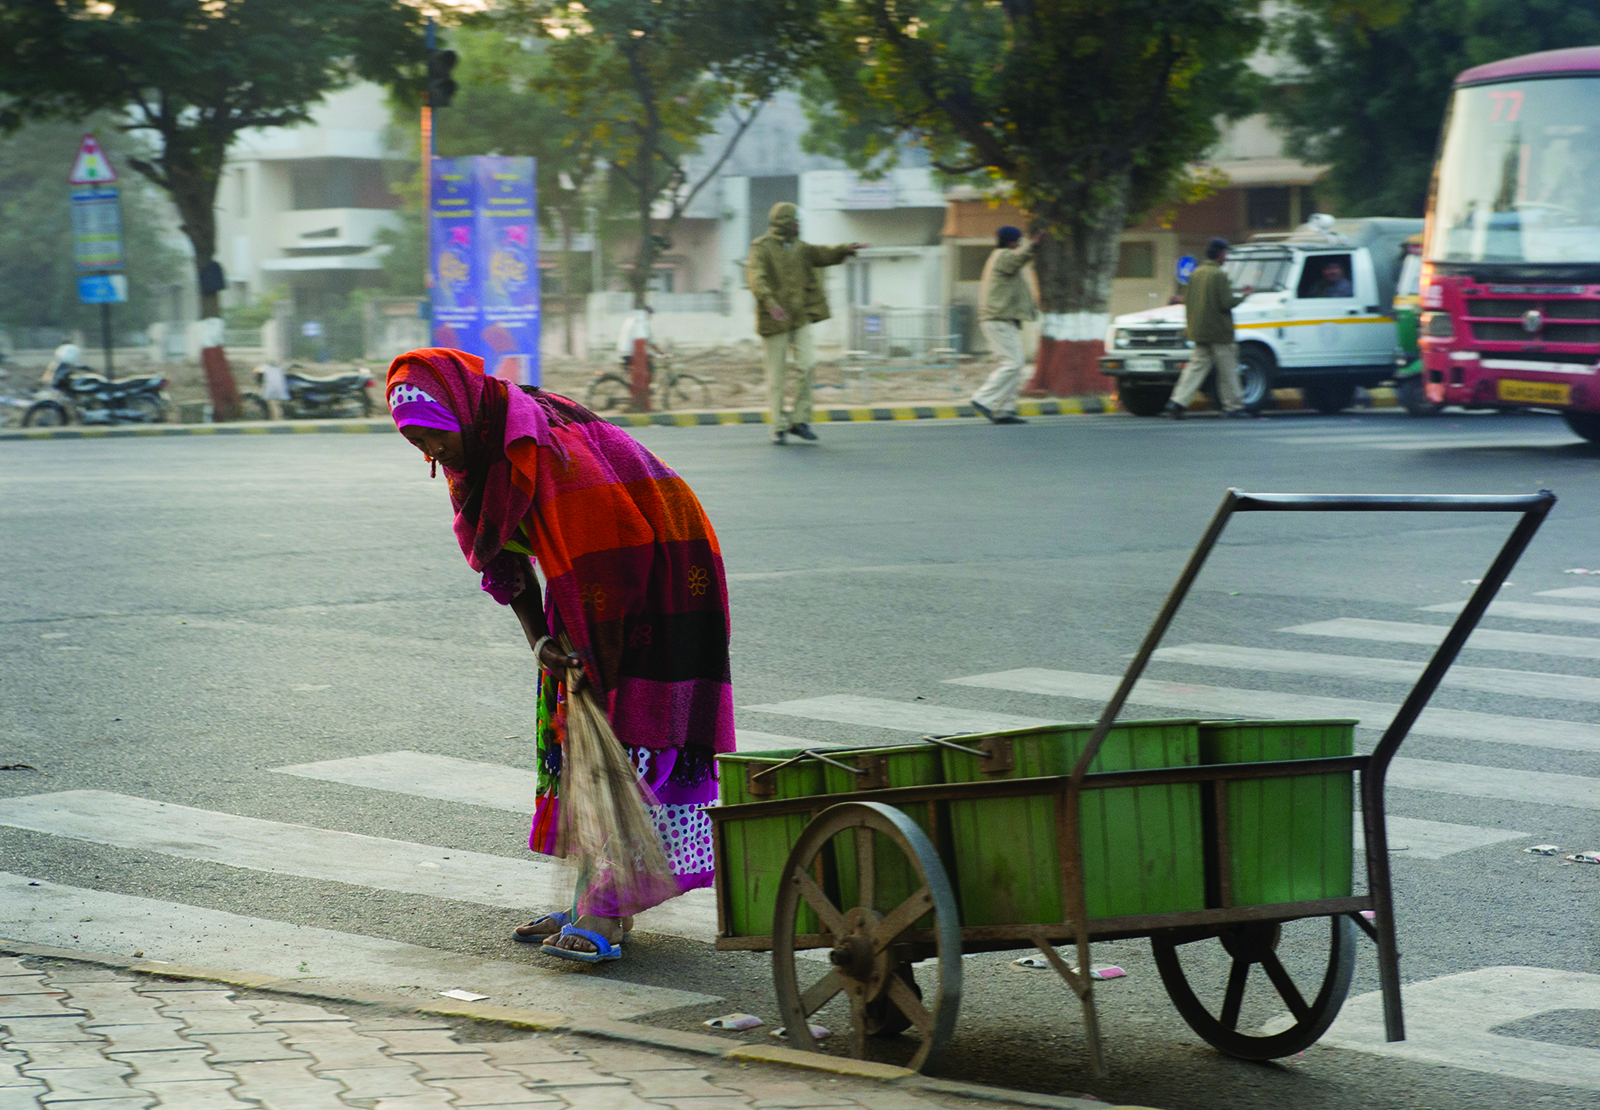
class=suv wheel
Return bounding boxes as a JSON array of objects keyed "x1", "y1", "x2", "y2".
[
  {"x1": 1302, "y1": 377, "x2": 1357, "y2": 415},
  {"x1": 1118, "y1": 381, "x2": 1172, "y2": 417},
  {"x1": 1564, "y1": 411, "x2": 1600, "y2": 444},
  {"x1": 1236, "y1": 346, "x2": 1274, "y2": 414}
]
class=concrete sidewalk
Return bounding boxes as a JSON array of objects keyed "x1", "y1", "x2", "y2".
[{"x1": 0, "y1": 954, "x2": 1151, "y2": 1110}]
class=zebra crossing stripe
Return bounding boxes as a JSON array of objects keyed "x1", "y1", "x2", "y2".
[
  {"x1": 1381, "y1": 816, "x2": 1526, "y2": 859},
  {"x1": 1150, "y1": 642, "x2": 1600, "y2": 703},
  {"x1": 944, "y1": 669, "x2": 1600, "y2": 754},
  {"x1": 1537, "y1": 586, "x2": 1600, "y2": 600},
  {"x1": 1424, "y1": 599, "x2": 1600, "y2": 625},
  {"x1": 0, "y1": 791, "x2": 718, "y2": 944},
  {"x1": 0, "y1": 872, "x2": 719, "y2": 1019},
  {"x1": 1283, "y1": 618, "x2": 1600, "y2": 661},
  {"x1": 741, "y1": 694, "x2": 1054, "y2": 736},
  {"x1": 1388, "y1": 757, "x2": 1600, "y2": 810}
]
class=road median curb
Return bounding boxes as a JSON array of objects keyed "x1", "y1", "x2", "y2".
[{"x1": 0, "y1": 936, "x2": 1124, "y2": 1109}]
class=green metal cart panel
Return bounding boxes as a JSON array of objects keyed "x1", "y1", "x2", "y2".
[
  {"x1": 717, "y1": 750, "x2": 829, "y2": 938},
  {"x1": 1200, "y1": 720, "x2": 1356, "y2": 907},
  {"x1": 822, "y1": 745, "x2": 951, "y2": 920},
  {"x1": 939, "y1": 721, "x2": 1205, "y2": 925}
]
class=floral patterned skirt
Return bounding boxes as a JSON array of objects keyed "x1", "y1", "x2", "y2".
[{"x1": 527, "y1": 667, "x2": 716, "y2": 917}]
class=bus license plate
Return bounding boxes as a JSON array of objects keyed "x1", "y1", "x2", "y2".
[
  {"x1": 1125, "y1": 357, "x2": 1164, "y2": 374},
  {"x1": 1497, "y1": 379, "x2": 1570, "y2": 406}
]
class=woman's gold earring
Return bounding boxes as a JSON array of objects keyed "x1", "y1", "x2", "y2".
[{"x1": 429, "y1": 457, "x2": 437, "y2": 478}]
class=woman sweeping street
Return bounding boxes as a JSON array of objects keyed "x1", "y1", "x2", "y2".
[{"x1": 387, "y1": 347, "x2": 735, "y2": 962}]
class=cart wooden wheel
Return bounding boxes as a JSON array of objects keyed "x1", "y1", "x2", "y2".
[
  {"x1": 1151, "y1": 914, "x2": 1357, "y2": 1060},
  {"x1": 771, "y1": 801, "x2": 961, "y2": 1071}
]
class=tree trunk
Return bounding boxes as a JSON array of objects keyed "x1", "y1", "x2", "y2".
[
  {"x1": 1025, "y1": 174, "x2": 1131, "y2": 400},
  {"x1": 166, "y1": 146, "x2": 242, "y2": 419}
]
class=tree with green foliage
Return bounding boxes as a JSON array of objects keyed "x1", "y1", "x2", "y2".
[
  {"x1": 0, "y1": 0, "x2": 423, "y2": 322},
  {"x1": 800, "y1": 0, "x2": 1262, "y2": 380},
  {"x1": 492, "y1": 0, "x2": 820, "y2": 309},
  {"x1": 1269, "y1": 0, "x2": 1600, "y2": 217},
  {"x1": 0, "y1": 116, "x2": 185, "y2": 343}
]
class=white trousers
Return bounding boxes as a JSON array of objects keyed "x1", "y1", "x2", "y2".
[
  {"x1": 763, "y1": 324, "x2": 817, "y2": 428},
  {"x1": 1170, "y1": 341, "x2": 1242, "y2": 412},
  {"x1": 972, "y1": 320, "x2": 1030, "y2": 415}
]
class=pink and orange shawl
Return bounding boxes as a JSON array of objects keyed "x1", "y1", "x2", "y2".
[{"x1": 387, "y1": 349, "x2": 735, "y2": 768}]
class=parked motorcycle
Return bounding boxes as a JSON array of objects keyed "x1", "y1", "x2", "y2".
[
  {"x1": 242, "y1": 362, "x2": 375, "y2": 420},
  {"x1": 23, "y1": 359, "x2": 171, "y2": 427}
]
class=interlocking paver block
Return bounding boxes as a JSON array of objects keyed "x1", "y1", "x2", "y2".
[
  {"x1": 109, "y1": 1048, "x2": 227, "y2": 1083},
  {"x1": 247, "y1": 1002, "x2": 349, "y2": 1024},
  {"x1": 499, "y1": 1062, "x2": 627, "y2": 1089},
  {"x1": 347, "y1": 1018, "x2": 453, "y2": 1033},
  {"x1": 28, "y1": 1065, "x2": 144, "y2": 1102},
  {"x1": 388, "y1": 1053, "x2": 507, "y2": 1081},
  {"x1": 0, "y1": 979, "x2": 64, "y2": 996},
  {"x1": 279, "y1": 1030, "x2": 395, "y2": 1070},
  {"x1": 0, "y1": 1054, "x2": 36, "y2": 1089},
  {"x1": 476, "y1": 1041, "x2": 585, "y2": 1067},
  {"x1": 721, "y1": 1080, "x2": 856, "y2": 1109},
  {"x1": 368, "y1": 1094, "x2": 456, "y2": 1110},
  {"x1": 370, "y1": 1030, "x2": 483, "y2": 1055},
  {"x1": 614, "y1": 1071, "x2": 730, "y2": 1099},
  {"x1": 163, "y1": 1009, "x2": 266, "y2": 1036},
  {"x1": 37, "y1": 969, "x2": 122, "y2": 984},
  {"x1": 79, "y1": 1024, "x2": 197, "y2": 1054},
  {"x1": 133, "y1": 1079, "x2": 256, "y2": 1109},
  {"x1": 224, "y1": 1059, "x2": 348, "y2": 1109},
  {"x1": 0, "y1": 960, "x2": 35, "y2": 977},
  {"x1": 186, "y1": 1032, "x2": 306, "y2": 1064},
  {"x1": 135, "y1": 991, "x2": 242, "y2": 1010},
  {"x1": 14, "y1": 1041, "x2": 121, "y2": 1070},
  {"x1": 541, "y1": 1087, "x2": 659, "y2": 1110},
  {"x1": 313, "y1": 1066, "x2": 430, "y2": 1099},
  {"x1": 57, "y1": 984, "x2": 167, "y2": 1026},
  {"x1": 422, "y1": 1076, "x2": 556, "y2": 1105},
  {"x1": 0, "y1": 997, "x2": 80, "y2": 1019},
  {"x1": 0, "y1": 1017, "x2": 96, "y2": 1043},
  {"x1": 648, "y1": 1099, "x2": 755, "y2": 1110},
  {"x1": 0, "y1": 1086, "x2": 48, "y2": 1110},
  {"x1": 576, "y1": 1048, "x2": 700, "y2": 1073}
]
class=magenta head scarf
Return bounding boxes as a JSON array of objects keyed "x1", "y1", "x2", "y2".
[{"x1": 388, "y1": 382, "x2": 460, "y2": 433}]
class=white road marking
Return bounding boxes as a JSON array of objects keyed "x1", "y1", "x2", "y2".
[
  {"x1": 1380, "y1": 816, "x2": 1528, "y2": 859},
  {"x1": 945, "y1": 669, "x2": 1600, "y2": 753},
  {"x1": 1270, "y1": 967, "x2": 1600, "y2": 1090},
  {"x1": 274, "y1": 751, "x2": 539, "y2": 813},
  {"x1": 0, "y1": 791, "x2": 717, "y2": 943},
  {"x1": 1537, "y1": 586, "x2": 1600, "y2": 600},
  {"x1": 1151, "y1": 642, "x2": 1600, "y2": 703},
  {"x1": 1424, "y1": 599, "x2": 1600, "y2": 625},
  {"x1": 1284, "y1": 618, "x2": 1600, "y2": 661},
  {"x1": 0, "y1": 873, "x2": 719, "y2": 1020},
  {"x1": 741, "y1": 694, "x2": 1053, "y2": 736},
  {"x1": 1388, "y1": 758, "x2": 1600, "y2": 810}
]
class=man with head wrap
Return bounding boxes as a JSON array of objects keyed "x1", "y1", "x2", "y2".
[
  {"x1": 746, "y1": 202, "x2": 865, "y2": 444},
  {"x1": 970, "y1": 225, "x2": 1044, "y2": 424}
]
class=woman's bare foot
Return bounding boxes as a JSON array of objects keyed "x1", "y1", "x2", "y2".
[
  {"x1": 545, "y1": 914, "x2": 634, "y2": 954},
  {"x1": 512, "y1": 912, "x2": 570, "y2": 942}
]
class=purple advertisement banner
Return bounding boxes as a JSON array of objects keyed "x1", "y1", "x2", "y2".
[{"x1": 429, "y1": 156, "x2": 540, "y2": 386}]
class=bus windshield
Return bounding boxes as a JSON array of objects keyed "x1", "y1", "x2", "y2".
[
  {"x1": 1428, "y1": 76, "x2": 1600, "y2": 264},
  {"x1": 1223, "y1": 248, "x2": 1291, "y2": 292}
]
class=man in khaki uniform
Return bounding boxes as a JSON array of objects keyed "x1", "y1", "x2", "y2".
[
  {"x1": 1168, "y1": 237, "x2": 1254, "y2": 419},
  {"x1": 971, "y1": 225, "x2": 1043, "y2": 424},
  {"x1": 746, "y1": 202, "x2": 863, "y2": 444}
]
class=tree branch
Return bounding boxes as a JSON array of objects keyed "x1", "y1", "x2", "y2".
[{"x1": 667, "y1": 99, "x2": 765, "y2": 222}]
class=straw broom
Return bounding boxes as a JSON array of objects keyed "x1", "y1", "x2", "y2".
[{"x1": 555, "y1": 634, "x2": 677, "y2": 917}]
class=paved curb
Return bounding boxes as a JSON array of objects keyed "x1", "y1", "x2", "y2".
[
  {"x1": 1, "y1": 937, "x2": 1130, "y2": 1109},
  {"x1": 0, "y1": 387, "x2": 1399, "y2": 441}
]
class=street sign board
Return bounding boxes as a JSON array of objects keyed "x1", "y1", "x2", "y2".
[
  {"x1": 78, "y1": 274, "x2": 128, "y2": 304},
  {"x1": 1176, "y1": 255, "x2": 1198, "y2": 284},
  {"x1": 67, "y1": 135, "x2": 118, "y2": 184},
  {"x1": 70, "y1": 186, "x2": 125, "y2": 271}
]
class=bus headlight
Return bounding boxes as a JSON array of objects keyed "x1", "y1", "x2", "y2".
[{"x1": 1422, "y1": 312, "x2": 1454, "y2": 338}]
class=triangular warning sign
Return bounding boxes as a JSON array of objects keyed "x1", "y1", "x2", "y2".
[{"x1": 68, "y1": 135, "x2": 117, "y2": 184}]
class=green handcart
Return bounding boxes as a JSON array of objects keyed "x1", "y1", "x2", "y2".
[{"x1": 708, "y1": 489, "x2": 1555, "y2": 1074}]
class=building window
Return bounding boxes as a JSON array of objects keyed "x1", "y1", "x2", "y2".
[
  {"x1": 957, "y1": 245, "x2": 989, "y2": 282},
  {"x1": 291, "y1": 159, "x2": 399, "y2": 211},
  {"x1": 648, "y1": 268, "x2": 675, "y2": 294},
  {"x1": 1116, "y1": 241, "x2": 1154, "y2": 279},
  {"x1": 846, "y1": 259, "x2": 870, "y2": 305},
  {"x1": 1247, "y1": 187, "x2": 1293, "y2": 230}
]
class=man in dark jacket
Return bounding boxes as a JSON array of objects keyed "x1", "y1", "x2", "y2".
[
  {"x1": 1167, "y1": 238, "x2": 1254, "y2": 419},
  {"x1": 746, "y1": 202, "x2": 863, "y2": 443}
]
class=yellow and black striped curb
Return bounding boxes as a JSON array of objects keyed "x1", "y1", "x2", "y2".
[
  {"x1": 1, "y1": 938, "x2": 1119, "y2": 1110},
  {"x1": 0, "y1": 388, "x2": 1397, "y2": 441}
]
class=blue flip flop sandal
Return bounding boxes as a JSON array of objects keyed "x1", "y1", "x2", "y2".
[
  {"x1": 512, "y1": 910, "x2": 570, "y2": 943},
  {"x1": 541, "y1": 923, "x2": 623, "y2": 963}
]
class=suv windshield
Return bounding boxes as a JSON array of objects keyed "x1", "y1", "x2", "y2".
[
  {"x1": 1428, "y1": 76, "x2": 1600, "y2": 264},
  {"x1": 1222, "y1": 249, "x2": 1291, "y2": 292}
]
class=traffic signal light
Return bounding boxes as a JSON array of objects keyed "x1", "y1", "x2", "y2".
[{"x1": 427, "y1": 48, "x2": 458, "y2": 108}]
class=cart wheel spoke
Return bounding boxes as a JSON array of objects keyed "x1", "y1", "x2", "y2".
[
  {"x1": 886, "y1": 972, "x2": 935, "y2": 1035},
  {"x1": 1259, "y1": 950, "x2": 1311, "y2": 1023},
  {"x1": 793, "y1": 869, "x2": 850, "y2": 937},
  {"x1": 849, "y1": 992, "x2": 867, "y2": 1059},
  {"x1": 799, "y1": 968, "x2": 845, "y2": 1016},
  {"x1": 855, "y1": 827, "x2": 876, "y2": 910},
  {"x1": 1219, "y1": 959, "x2": 1250, "y2": 1032},
  {"x1": 872, "y1": 886, "x2": 933, "y2": 953}
]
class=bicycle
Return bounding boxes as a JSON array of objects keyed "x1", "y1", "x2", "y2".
[{"x1": 582, "y1": 343, "x2": 714, "y2": 413}]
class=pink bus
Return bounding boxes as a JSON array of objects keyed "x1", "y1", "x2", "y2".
[{"x1": 1421, "y1": 46, "x2": 1600, "y2": 442}]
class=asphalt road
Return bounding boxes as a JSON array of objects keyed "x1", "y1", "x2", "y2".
[{"x1": 2, "y1": 407, "x2": 1598, "y2": 1110}]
